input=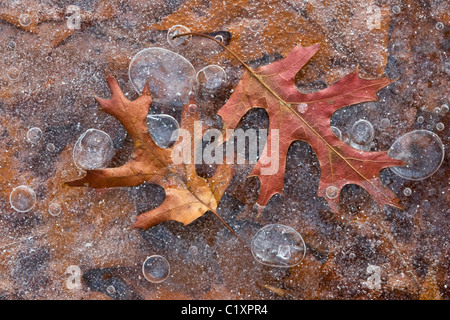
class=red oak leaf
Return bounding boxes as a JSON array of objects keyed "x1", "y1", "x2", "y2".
[{"x1": 218, "y1": 43, "x2": 404, "y2": 213}]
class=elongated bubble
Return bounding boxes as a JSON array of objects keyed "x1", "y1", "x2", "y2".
[{"x1": 147, "y1": 114, "x2": 180, "y2": 148}]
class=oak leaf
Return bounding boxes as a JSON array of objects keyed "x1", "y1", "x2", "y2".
[
  {"x1": 217, "y1": 43, "x2": 404, "y2": 213},
  {"x1": 67, "y1": 75, "x2": 233, "y2": 230},
  {"x1": 0, "y1": 1, "x2": 120, "y2": 48}
]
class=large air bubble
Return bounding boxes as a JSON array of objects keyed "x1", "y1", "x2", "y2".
[
  {"x1": 128, "y1": 47, "x2": 196, "y2": 105},
  {"x1": 147, "y1": 114, "x2": 180, "y2": 148},
  {"x1": 251, "y1": 224, "x2": 306, "y2": 267},
  {"x1": 73, "y1": 129, "x2": 115, "y2": 170},
  {"x1": 388, "y1": 130, "x2": 444, "y2": 180},
  {"x1": 10, "y1": 185, "x2": 36, "y2": 212}
]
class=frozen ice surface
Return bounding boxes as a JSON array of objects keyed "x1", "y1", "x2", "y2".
[
  {"x1": 0, "y1": 0, "x2": 447, "y2": 301},
  {"x1": 128, "y1": 47, "x2": 196, "y2": 105},
  {"x1": 251, "y1": 224, "x2": 306, "y2": 267},
  {"x1": 388, "y1": 130, "x2": 444, "y2": 180},
  {"x1": 9, "y1": 185, "x2": 36, "y2": 212},
  {"x1": 73, "y1": 129, "x2": 115, "y2": 170},
  {"x1": 147, "y1": 114, "x2": 179, "y2": 148},
  {"x1": 142, "y1": 255, "x2": 170, "y2": 283}
]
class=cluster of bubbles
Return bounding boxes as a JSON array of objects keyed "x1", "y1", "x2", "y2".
[
  {"x1": 127, "y1": 25, "x2": 231, "y2": 145},
  {"x1": 332, "y1": 111, "x2": 445, "y2": 185},
  {"x1": 139, "y1": 223, "x2": 307, "y2": 278},
  {"x1": 9, "y1": 185, "x2": 62, "y2": 216}
]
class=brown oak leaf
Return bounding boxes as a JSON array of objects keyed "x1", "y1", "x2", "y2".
[
  {"x1": 0, "y1": 1, "x2": 120, "y2": 48},
  {"x1": 217, "y1": 43, "x2": 404, "y2": 213},
  {"x1": 67, "y1": 75, "x2": 234, "y2": 230}
]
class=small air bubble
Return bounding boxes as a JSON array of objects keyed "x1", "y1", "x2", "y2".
[
  {"x1": 392, "y1": 5, "x2": 401, "y2": 14},
  {"x1": 7, "y1": 67, "x2": 20, "y2": 81},
  {"x1": 46, "y1": 143, "x2": 55, "y2": 152},
  {"x1": 188, "y1": 245, "x2": 198, "y2": 256},
  {"x1": 214, "y1": 35, "x2": 224, "y2": 43},
  {"x1": 19, "y1": 13, "x2": 32, "y2": 27},
  {"x1": 389, "y1": 130, "x2": 444, "y2": 180},
  {"x1": 106, "y1": 285, "x2": 116, "y2": 294},
  {"x1": 297, "y1": 103, "x2": 308, "y2": 114},
  {"x1": 147, "y1": 114, "x2": 180, "y2": 148},
  {"x1": 435, "y1": 22, "x2": 444, "y2": 30},
  {"x1": 416, "y1": 116, "x2": 424, "y2": 124},
  {"x1": 188, "y1": 104, "x2": 198, "y2": 114},
  {"x1": 331, "y1": 126, "x2": 342, "y2": 140},
  {"x1": 403, "y1": 187, "x2": 412, "y2": 196},
  {"x1": 251, "y1": 224, "x2": 306, "y2": 267},
  {"x1": 436, "y1": 122, "x2": 444, "y2": 131},
  {"x1": 7, "y1": 41, "x2": 16, "y2": 50},
  {"x1": 196, "y1": 65, "x2": 227, "y2": 91},
  {"x1": 48, "y1": 202, "x2": 62, "y2": 216},
  {"x1": 249, "y1": 19, "x2": 262, "y2": 32},
  {"x1": 326, "y1": 186, "x2": 339, "y2": 199},
  {"x1": 73, "y1": 129, "x2": 115, "y2": 170},
  {"x1": 380, "y1": 118, "x2": 390, "y2": 129},
  {"x1": 350, "y1": 119, "x2": 374, "y2": 146},
  {"x1": 440, "y1": 104, "x2": 448, "y2": 113}
]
